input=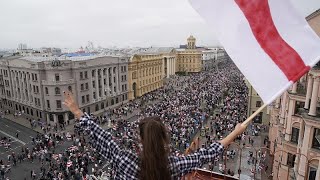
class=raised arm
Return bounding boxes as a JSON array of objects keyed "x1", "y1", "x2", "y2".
[
  {"x1": 171, "y1": 123, "x2": 246, "y2": 178},
  {"x1": 63, "y1": 91, "x2": 121, "y2": 161}
]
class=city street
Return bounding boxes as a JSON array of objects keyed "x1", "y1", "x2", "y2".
[{"x1": 0, "y1": 117, "x2": 38, "y2": 159}]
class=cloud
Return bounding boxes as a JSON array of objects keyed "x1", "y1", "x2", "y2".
[{"x1": 0, "y1": 0, "x2": 318, "y2": 49}]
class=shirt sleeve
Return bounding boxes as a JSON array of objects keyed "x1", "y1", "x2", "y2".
[
  {"x1": 170, "y1": 142, "x2": 224, "y2": 178},
  {"x1": 79, "y1": 114, "x2": 121, "y2": 162}
]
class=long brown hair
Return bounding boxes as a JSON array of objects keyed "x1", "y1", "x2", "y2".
[{"x1": 138, "y1": 116, "x2": 170, "y2": 180}]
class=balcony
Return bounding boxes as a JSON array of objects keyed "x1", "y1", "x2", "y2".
[
  {"x1": 297, "y1": 108, "x2": 320, "y2": 122},
  {"x1": 42, "y1": 79, "x2": 75, "y2": 86},
  {"x1": 184, "y1": 169, "x2": 238, "y2": 180}
]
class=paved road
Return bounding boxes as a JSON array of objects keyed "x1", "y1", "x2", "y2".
[{"x1": 0, "y1": 117, "x2": 38, "y2": 159}]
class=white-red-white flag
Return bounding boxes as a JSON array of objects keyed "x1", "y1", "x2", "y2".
[{"x1": 189, "y1": 0, "x2": 320, "y2": 104}]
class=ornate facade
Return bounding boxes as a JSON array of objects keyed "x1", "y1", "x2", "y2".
[
  {"x1": 0, "y1": 55, "x2": 129, "y2": 124},
  {"x1": 268, "y1": 9, "x2": 320, "y2": 180},
  {"x1": 177, "y1": 36, "x2": 202, "y2": 73}
]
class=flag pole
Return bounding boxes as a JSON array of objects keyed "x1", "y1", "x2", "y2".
[{"x1": 241, "y1": 103, "x2": 268, "y2": 127}]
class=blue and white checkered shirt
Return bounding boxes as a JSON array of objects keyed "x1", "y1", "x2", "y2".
[{"x1": 80, "y1": 114, "x2": 224, "y2": 180}]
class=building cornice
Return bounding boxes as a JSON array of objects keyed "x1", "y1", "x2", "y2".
[{"x1": 306, "y1": 8, "x2": 320, "y2": 21}]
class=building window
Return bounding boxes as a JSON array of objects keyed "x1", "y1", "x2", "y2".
[
  {"x1": 287, "y1": 153, "x2": 296, "y2": 168},
  {"x1": 84, "y1": 71, "x2": 88, "y2": 79},
  {"x1": 85, "y1": 83, "x2": 89, "y2": 90},
  {"x1": 55, "y1": 87, "x2": 61, "y2": 95},
  {"x1": 95, "y1": 104, "x2": 99, "y2": 111},
  {"x1": 47, "y1": 100, "x2": 50, "y2": 109},
  {"x1": 82, "y1": 96, "x2": 85, "y2": 104},
  {"x1": 291, "y1": 127, "x2": 299, "y2": 144},
  {"x1": 68, "y1": 86, "x2": 72, "y2": 92},
  {"x1": 56, "y1": 100, "x2": 62, "y2": 109},
  {"x1": 86, "y1": 95, "x2": 89, "y2": 102},
  {"x1": 312, "y1": 128, "x2": 320, "y2": 150},
  {"x1": 308, "y1": 166, "x2": 317, "y2": 180},
  {"x1": 81, "y1": 84, "x2": 84, "y2": 91},
  {"x1": 256, "y1": 101, "x2": 261, "y2": 108},
  {"x1": 55, "y1": 74, "x2": 60, "y2": 81},
  {"x1": 92, "y1": 70, "x2": 95, "y2": 77},
  {"x1": 80, "y1": 72, "x2": 83, "y2": 79},
  {"x1": 45, "y1": 87, "x2": 49, "y2": 95},
  {"x1": 93, "y1": 92, "x2": 96, "y2": 99},
  {"x1": 101, "y1": 102, "x2": 104, "y2": 109},
  {"x1": 92, "y1": 81, "x2": 95, "y2": 88}
]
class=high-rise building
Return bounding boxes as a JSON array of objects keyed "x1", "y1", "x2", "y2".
[
  {"x1": 269, "y1": 8, "x2": 320, "y2": 180},
  {"x1": 0, "y1": 54, "x2": 129, "y2": 125}
]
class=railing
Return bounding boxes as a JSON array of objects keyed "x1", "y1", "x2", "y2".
[{"x1": 182, "y1": 141, "x2": 318, "y2": 180}]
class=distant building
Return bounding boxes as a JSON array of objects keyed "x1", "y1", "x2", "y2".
[
  {"x1": 201, "y1": 49, "x2": 217, "y2": 71},
  {"x1": 18, "y1": 43, "x2": 27, "y2": 50},
  {"x1": 176, "y1": 36, "x2": 202, "y2": 73},
  {"x1": 128, "y1": 47, "x2": 176, "y2": 100},
  {"x1": 245, "y1": 79, "x2": 270, "y2": 124},
  {"x1": 0, "y1": 54, "x2": 129, "y2": 125}
]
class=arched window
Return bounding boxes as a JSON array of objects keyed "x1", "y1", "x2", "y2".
[{"x1": 55, "y1": 87, "x2": 60, "y2": 95}]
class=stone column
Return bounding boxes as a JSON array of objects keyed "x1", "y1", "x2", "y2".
[
  {"x1": 292, "y1": 82, "x2": 298, "y2": 93},
  {"x1": 115, "y1": 68, "x2": 119, "y2": 95},
  {"x1": 46, "y1": 113, "x2": 50, "y2": 125},
  {"x1": 297, "y1": 124, "x2": 312, "y2": 180},
  {"x1": 95, "y1": 69, "x2": 99, "y2": 98},
  {"x1": 280, "y1": 93, "x2": 287, "y2": 124},
  {"x1": 308, "y1": 76, "x2": 319, "y2": 116},
  {"x1": 285, "y1": 99, "x2": 295, "y2": 141},
  {"x1": 53, "y1": 114, "x2": 57, "y2": 124},
  {"x1": 316, "y1": 160, "x2": 320, "y2": 180},
  {"x1": 101, "y1": 69, "x2": 105, "y2": 98},
  {"x1": 162, "y1": 58, "x2": 165, "y2": 78},
  {"x1": 64, "y1": 112, "x2": 69, "y2": 123},
  {"x1": 304, "y1": 75, "x2": 313, "y2": 109},
  {"x1": 111, "y1": 68, "x2": 114, "y2": 95},
  {"x1": 275, "y1": 97, "x2": 281, "y2": 108},
  {"x1": 106, "y1": 68, "x2": 110, "y2": 96},
  {"x1": 173, "y1": 58, "x2": 175, "y2": 75},
  {"x1": 26, "y1": 74, "x2": 32, "y2": 103},
  {"x1": 168, "y1": 58, "x2": 172, "y2": 76}
]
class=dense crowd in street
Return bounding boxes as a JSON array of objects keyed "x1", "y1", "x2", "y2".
[{"x1": 0, "y1": 61, "x2": 272, "y2": 179}]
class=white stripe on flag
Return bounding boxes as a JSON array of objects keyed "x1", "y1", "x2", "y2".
[
  {"x1": 189, "y1": 0, "x2": 291, "y2": 103},
  {"x1": 268, "y1": 0, "x2": 320, "y2": 68}
]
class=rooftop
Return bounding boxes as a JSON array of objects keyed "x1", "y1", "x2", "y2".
[
  {"x1": 136, "y1": 47, "x2": 175, "y2": 55},
  {"x1": 0, "y1": 53, "x2": 124, "y2": 63},
  {"x1": 306, "y1": 8, "x2": 320, "y2": 20}
]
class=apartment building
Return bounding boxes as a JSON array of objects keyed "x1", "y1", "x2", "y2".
[
  {"x1": 0, "y1": 54, "x2": 129, "y2": 125},
  {"x1": 268, "y1": 9, "x2": 320, "y2": 180}
]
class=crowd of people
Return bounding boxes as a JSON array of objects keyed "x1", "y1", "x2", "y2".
[{"x1": 0, "y1": 61, "x2": 270, "y2": 179}]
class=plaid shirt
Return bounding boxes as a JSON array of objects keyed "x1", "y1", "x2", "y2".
[{"x1": 80, "y1": 114, "x2": 224, "y2": 180}]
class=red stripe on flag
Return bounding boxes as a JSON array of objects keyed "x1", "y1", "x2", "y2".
[{"x1": 235, "y1": 0, "x2": 310, "y2": 82}]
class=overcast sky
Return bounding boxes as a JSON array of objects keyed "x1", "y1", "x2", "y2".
[{"x1": 0, "y1": 0, "x2": 319, "y2": 49}]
